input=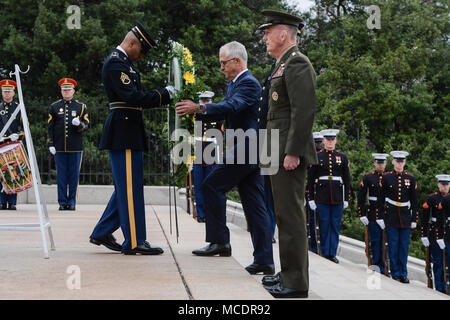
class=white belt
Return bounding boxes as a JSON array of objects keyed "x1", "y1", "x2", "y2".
[
  {"x1": 386, "y1": 198, "x2": 410, "y2": 208},
  {"x1": 368, "y1": 196, "x2": 377, "y2": 201},
  {"x1": 431, "y1": 217, "x2": 437, "y2": 222},
  {"x1": 319, "y1": 176, "x2": 343, "y2": 183}
]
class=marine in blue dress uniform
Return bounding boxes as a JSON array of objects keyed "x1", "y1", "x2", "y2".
[
  {"x1": 357, "y1": 153, "x2": 389, "y2": 274},
  {"x1": 48, "y1": 78, "x2": 88, "y2": 211},
  {"x1": 420, "y1": 174, "x2": 449, "y2": 293},
  {"x1": 443, "y1": 191, "x2": 450, "y2": 294},
  {"x1": 378, "y1": 151, "x2": 418, "y2": 283},
  {"x1": 0, "y1": 79, "x2": 23, "y2": 210},
  {"x1": 89, "y1": 22, "x2": 174, "y2": 255},
  {"x1": 192, "y1": 91, "x2": 223, "y2": 223},
  {"x1": 307, "y1": 129, "x2": 351, "y2": 263}
]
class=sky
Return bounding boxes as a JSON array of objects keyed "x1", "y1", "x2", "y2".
[{"x1": 286, "y1": 0, "x2": 315, "y2": 12}]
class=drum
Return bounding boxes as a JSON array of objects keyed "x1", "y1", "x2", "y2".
[{"x1": 0, "y1": 141, "x2": 32, "y2": 194}]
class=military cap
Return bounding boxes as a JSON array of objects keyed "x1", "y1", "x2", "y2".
[
  {"x1": 436, "y1": 174, "x2": 450, "y2": 184},
  {"x1": 258, "y1": 9, "x2": 304, "y2": 30},
  {"x1": 320, "y1": 129, "x2": 340, "y2": 139},
  {"x1": 131, "y1": 21, "x2": 157, "y2": 54},
  {"x1": 390, "y1": 150, "x2": 409, "y2": 161},
  {"x1": 0, "y1": 79, "x2": 17, "y2": 92},
  {"x1": 199, "y1": 91, "x2": 214, "y2": 100},
  {"x1": 313, "y1": 131, "x2": 323, "y2": 142},
  {"x1": 58, "y1": 78, "x2": 77, "y2": 90},
  {"x1": 372, "y1": 153, "x2": 389, "y2": 163}
]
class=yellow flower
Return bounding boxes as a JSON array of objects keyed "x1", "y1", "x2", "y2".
[
  {"x1": 183, "y1": 71, "x2": 195, "y2": 85},
  {"x1": 184, "y1": 48, "x2": 194, "y2": 66}
]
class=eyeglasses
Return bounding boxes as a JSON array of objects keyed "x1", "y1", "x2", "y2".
[{"x1": 220, "y1": 58, "x2": 236, "y2": 67}]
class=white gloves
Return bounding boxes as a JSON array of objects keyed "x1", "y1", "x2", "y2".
[
  {"x1": 8, "y1": 133, "x2": 19, "y2": 141},
  {"x1": 360, "y1": 216, "x2": 369, "y2": 226},
  {"x1": 166, "y1": 85, "x2": 176, "y2": 99},
  {"x1": 437, "y1": 239, "x2": 446, "y2": 250},
  {"x1": 376, "y1": 219, "x2": 385, "y2": 230},
  {"x1": 72, "y1": 117, "x2": 80, "y2": 126},
  {"x1": 411, "y1": 222, "x2": 417, "y2": 229},
  {"x1": 343, "y1": 201, "x2": 349, "y2": 209},
  {"x1": 421, "y1": 237, "x2": 430, "y2": 247},
  {"x1": 308, "y1": 200, "x2": 317, "y2": 211},
  {"x1": 49, "y1": 146, "x2": 56, "y2": 155}
]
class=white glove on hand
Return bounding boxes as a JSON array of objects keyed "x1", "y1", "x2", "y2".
[
  {"x1": 8, "y1": 133, "x2": 19, "y2": 141},
  {"x1": 72, "y1": 117, "x2": 80, "y2": 126},
  {"x1": 308, "y1": 200, "x2": 317, "y2": 211},
  {"x1": 376, "y1": 219, "x2": 385, "y2": 230},
  {"x1": 166, "y1": 85, "x2": 176, "y2": 99},
  {"x1": 343, "y1": 201, "x2": 349, "y2": 209},
  {"x1": 421, "y1": 237, "x2": 430, "y2": 247},
  {"x1": 411, "y1": 222, "x2": 417, "y2": 229},
  {"x1": 437, "y1": 239, "x2": 446, "y2": 250},
  {"x1": 49, "y1": 146, "x2": 56, "y2": 155},
  {"x1": 360, "y1": 216, "x2": 369, "y2": 226}
]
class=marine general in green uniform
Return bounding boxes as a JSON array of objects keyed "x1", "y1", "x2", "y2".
[{"x1": 258, "y1": 10, "x2": 318, "y2": 298}]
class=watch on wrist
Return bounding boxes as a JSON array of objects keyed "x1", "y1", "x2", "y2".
[{"x1": 199, "y1": 103, "x2": 206, "y2": 113}]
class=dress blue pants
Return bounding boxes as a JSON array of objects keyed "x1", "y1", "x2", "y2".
[
  {"x1": 55, "y1": 152, "x2": 82, "y2": 207},
  {"x1": 316, "y1": 203, "x2": 343, "y2": 257},
  {"x1": 386, "y1": 226, "x2": 410, "y2": 278},
  {"x1": 263, "y1": 175, "x2": 276, "y2": 239},
  {"x1": 192, "y1": 164, "x2": 215, "y2": 219},
  {"x1": 368, "y1": 222, "x2": 385, "y2": 274},
  {"x1": 203, "y1": 163, "x2": 273, "y2": 265},
  {"x1": 90, "y1": 150, "x2": 146, "y2": 252},
  {"x1": 430, "y1": 244, "x2": 449, "y2": 293},
  {"x1": 0, "y1": 192, "x2": 16, "y2": 205}
]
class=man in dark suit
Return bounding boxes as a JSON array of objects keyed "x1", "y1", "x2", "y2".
[
  {"x1": 175, "y1": 41, "x2": 274, "y2": 275},
  {"x1": 89, "y1": 22, "x2": 174, "y2": 255}
]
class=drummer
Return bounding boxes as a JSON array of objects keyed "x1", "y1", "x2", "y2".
[
  {"x1": 0, "y1": 79, "x2": 23, "y2": 210},
  {"x1": 47, "y1": 78, "x2": 89, "y2": 211}
]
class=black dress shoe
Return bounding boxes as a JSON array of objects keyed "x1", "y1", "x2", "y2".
[
  {"x1": 265, "y1": 283, "x2": 308, "y2": 299},
  {"x1": 197, "y1": 217, "x2": 206, "y2": 223},
  {"x1": 123, "y1": 241, "x2": 164, "y2": 255},
  {"x1": 0, "y1": 204, "x2": 7, "y2": 210},
  {"x1": 59, "y1": 205, "x2": 66, "y2": 211},
  {"x1": 66, "y1": 205, "x2": 76, "y2": 211},
  {"x1": 262, "y1": 272, "x2": 281, "y2": 286},
  {"x1": 326, "y1": 256, "x2": 339, "y2": 264},
  {"x1": 90, "y1": 234, "x2": 122, "y2": 252},
  {"x1": 399, "y1": 276, "x2": 410, "y2": 284},
  {"x1": 192, "y1": 243, "x2": 231, "y2": 256},
  {"x1": 392, "y1": 276, "x2": 401, "y2": 282},
  {"x1": 245, "y1": 263, "x2": 275, "y2": 275},
  {"x1": 8, "y1": 204, "x2": 16, "y2": 210}
]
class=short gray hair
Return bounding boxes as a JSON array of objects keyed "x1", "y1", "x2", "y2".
[{"x1": 220, "y1": 41, "x2": 248, "y2": 67}]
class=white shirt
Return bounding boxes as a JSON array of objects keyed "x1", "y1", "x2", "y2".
[
  {"x1": 232, "y1": 69, "x2": 248, "y2": 83},
  {"x1": 116, "y1": 45, "x2": 128, "y2": 57}
]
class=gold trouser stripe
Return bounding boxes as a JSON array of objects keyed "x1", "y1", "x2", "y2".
[
  {"x1": 75, "y1": 152, "x2": 83, "y2": 204},
  {"x1": 126, "y1": 149, "x2": 137, "y2": 249}
]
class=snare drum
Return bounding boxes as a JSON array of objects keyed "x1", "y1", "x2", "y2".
[{"x1": 0, "y1": 141, "x2": 32, "y2": 194}]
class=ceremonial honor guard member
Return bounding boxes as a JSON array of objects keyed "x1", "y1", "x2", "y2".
[
  {"x1": 443, "y1": 190, "x2": 450, "y2": 294},
  {"x1": 90, "y1": 22, "x2": 174, "y2": 255},
  {"x1": 306, "y1": 131, "x2": 324, "y2": 253},
  {"x1": 378, "y1": 151, "x2": 418, "y2": 283},
  {"x1": 307, "y1": 129, "x2": 351, "y2": 263},
  {"x1": 0, "y1": 79, "x2": 23, "y2": 210},
  {"x1": 192, "y1": 91, "x2": 223, "y2": 223},
  {"x1": 48, "y1": 78, "x2": 88, "y2": 211},
  {"x1": 420, "y1": 174, "x2": 449, "y2": 293},
  {"x1": 357, "y1": 153, "x2": 389, "y2": 274}
]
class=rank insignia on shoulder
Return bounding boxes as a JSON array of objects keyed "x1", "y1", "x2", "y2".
[
  {"x1": 129, "y1": 66, "x2": 136, "y2": 74},
  {"x1": 272, "y1": 64, "x2": 285, "y2": 78},
  {"x1": 111, "y1": 52, "x2": 119, "y2": 58},
  {"x1": 121, "y1": 72, "x2": 131, "y2": 85}
]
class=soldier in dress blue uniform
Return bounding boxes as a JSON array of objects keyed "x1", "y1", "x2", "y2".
[
  {"x1": 357, "y1": 153, "x2": 389, "y2": 274},
  {"x1": 48, "y1": 78, "x2": 89, "y2": 211},
  {"x1": 192, "y1": 91, "x2": 223, "y2": 223},
  {"x1": 0, "y1": 79, "x2": 23, "y2": 210},
  {"x1": 443, "y1": 189, "x2": 450, "y2": 294},
  {"x1": 378, "y1": 151, "x2": 418, "y2": 283},
  {"x1": 307, "y1": 129, "x2": 351, "y2": 263},
  {"x1": 420, "y1": 174, "x2": 449, "y2": 293},
  {"x1": 89, "y1": 22, "x2": 174, "y2": 255},
  {"x1": 306, "y1": 131, "x2": 324, "y2": 253}
]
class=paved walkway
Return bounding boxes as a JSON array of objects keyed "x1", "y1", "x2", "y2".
[{"x1": 0, "y1": 204, "x2": 448, "y2": 300}]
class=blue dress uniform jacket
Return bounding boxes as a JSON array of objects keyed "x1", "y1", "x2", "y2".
[
  {"x1": 444, "y1": 195, "x2": 450, "y2": 245},
  {"x1": 47, "y1": 99, "x2": 89, "y2": 151},
  {"x1": 379, "y1": 171, "x2": 418, "y2": 228},
  {"x1": 0, "y1": 101, "x2": 21, "y2": 137},
  {"x1": 99, "y1": 48, "x2": 171, "y2": 151},
  {"x1": 420, "y1": 193, "x2": 447, "y2": 242},
  {"x1": 307, "y1": 150, "x2": 351, "y2": 204},
  {"x1": 357, "y1": 171, "x2": 383, "y2": 222}
]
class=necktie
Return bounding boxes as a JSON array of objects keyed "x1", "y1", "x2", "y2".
[{"x1": 226, "y1": 81, "x2": 234, "y2": 97}]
